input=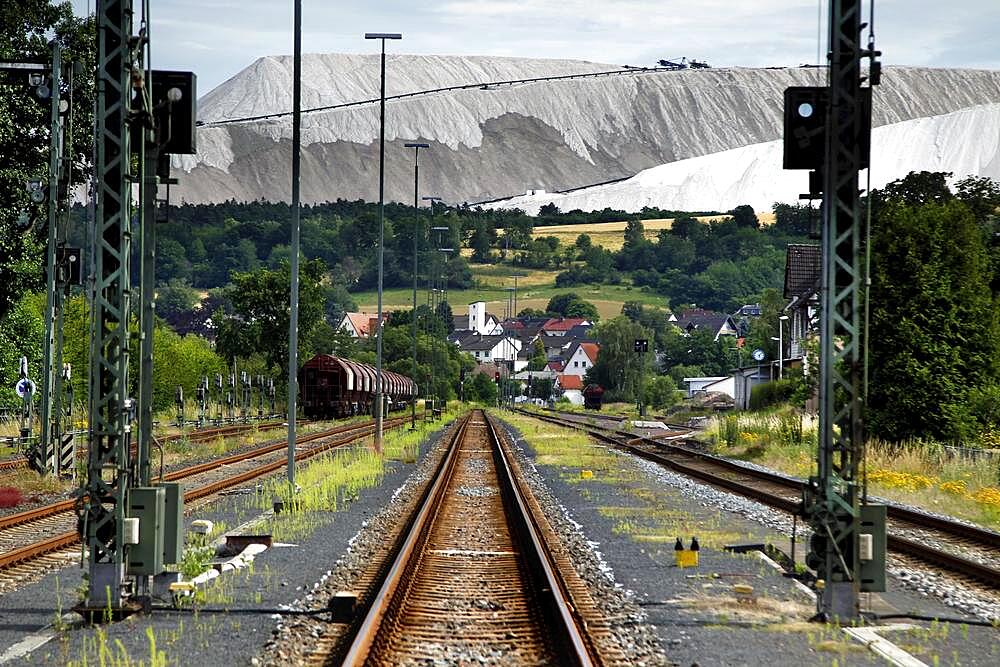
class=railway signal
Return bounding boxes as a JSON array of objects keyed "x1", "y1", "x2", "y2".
[
  {"x1": 634, "y1": 339, "x2": 648, "y2": 417},
  {"x1": 784, "y1": 0, "x2": 886, "y2": 620},
  {"x1": 3, "y1": 43, "x2": 76, "y2": 477}
]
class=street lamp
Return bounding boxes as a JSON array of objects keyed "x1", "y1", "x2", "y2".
[
  {"x1": 287, "y1": 0, "x2": 303, "y2": 488},
  {"x1": 364, "y1": 31, "x2": 401, "y2": 453},
  {"x1": 404, "y1": 142, "x2": 429, "y2": 429},
  {"x1": 508, "y1": 275, "x2": 521, "y2": 319},
  {"x1": 437, "y1": 247, "x2": 454, "y2": 413}
]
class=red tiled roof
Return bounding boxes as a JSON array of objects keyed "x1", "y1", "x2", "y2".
[
  {"x1": 558, "y1": 374, "x2": 583, "y2": 390},
  {"x1": 542, "y1": 317, "x2": 589, "y2": 332},
  {"x1": 578, "y1": 342, "x2": 599, "y2": 364},
  {"x1": 546, "y1": 360, "x2": 565, "y2": 372},
  {"x1": 344, "y1": 312, "x2": 389, "y2": 337}
]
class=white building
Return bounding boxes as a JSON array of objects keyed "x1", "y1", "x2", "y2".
[
  {"x1": 561, "y1": 341, "x2": 599, "y2": 378},
  {"x1": 683, "y1": 375, "x2": 736, "y2": 399},
  {"x1": 458, "y1": 334, "x2": 522, "y2": 366},
  {"x1": 453, "y1": 301, "x2": 502, "y2": 335}
]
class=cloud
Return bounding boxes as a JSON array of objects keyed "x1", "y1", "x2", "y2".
[{"x1": 69, "y1": 0, "x2": 999, "y2": 93}]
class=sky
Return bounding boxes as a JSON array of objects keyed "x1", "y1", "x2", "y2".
[{"x1": 70, "y1": 1, "x2": 1000, "y2": 94}]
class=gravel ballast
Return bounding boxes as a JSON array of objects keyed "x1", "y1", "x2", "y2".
[{"x1": 495, "y1": 412, "x2": 1000, "y2": 666}]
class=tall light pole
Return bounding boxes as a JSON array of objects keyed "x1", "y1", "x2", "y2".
[
  {"x1": 287, "y1": 0, "x2": 303, "y2": 488},
  {"x1": 510, "y1": 275, "x2": 519, "y2": 318},
  {"x1": 438, "y1": 246, "x2": 454, "y2": 414},
  {"x1": 365, "y1": 32, "x2": 402, "y2": 452},
  {"x1": 429, "y1": 226, "x2": 449, "y2": 411},
  {"x1": 404, "y1": 142, "x2": 429, "y2": 429}
]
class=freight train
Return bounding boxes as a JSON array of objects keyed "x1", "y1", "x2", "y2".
[{"x1": 299, "y1": 354, "x2": 417, "y2": 419}]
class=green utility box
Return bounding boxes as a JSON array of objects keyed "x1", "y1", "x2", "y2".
[
  {"x1": 859, "y1": 503, "x2": 887, "y2": 592},
  {"x1": 127, "y1": 487, "x2": 165, "y2": 576},
  {"x1": 158, "y1": 482, "x2": 184, "y2": 566}
]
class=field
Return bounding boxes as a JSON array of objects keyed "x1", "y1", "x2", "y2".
[
  {"x1": 529, "y1": 214, "x2": 776, "y2": 251},
  {"x1": 355, "y1": 281, "x2": 670, "y2": 320},
  {"x1": 532, "y1": 218, "x2": 678, "y2": 251},
  {"x1": 356, "y1": 213, "x2": 776, "y2": 317}
]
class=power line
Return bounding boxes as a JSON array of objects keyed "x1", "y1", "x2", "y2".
[{"x1": 199, "y1": 64, "x2": 705, "y2": 128}]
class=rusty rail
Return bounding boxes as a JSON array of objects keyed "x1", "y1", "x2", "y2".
[
  {"x1": 517, "y1": 409, "x2": 1000, "y2": 590},
  {"x1": 339, "y1": 410, "x2": 597, "y2": 666},
  {"x1": 0, "y1": 417, "x2": 406, "y2": 572}
]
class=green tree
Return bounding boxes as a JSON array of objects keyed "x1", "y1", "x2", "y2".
[
  {"x1": 1, "y1": 2, "x2": 94, "y2": 318},
  {"x1": 869, "y1": 196, "x2": 1000, "y2": 441},
  {"x1": 621, "y1": 301, "x2": 644, "y2": 322},
  {"x1": 546, "y1": 293, "x2": 599, "y2": 321},
  {"x1": 644, "y1": 375, "x2": 679, "y2": 410},
  {"x1": 585, "y1": 316, "x2": 652, "y2": 402},
  {"x1": 0, "y1": 295, "x2": 44, "y2": 410},
  {"x1": 155, "y1": 280, "x2": 198, "y2": 321},
  {"x1": 215, "y1": 259, "x2": 327, "y2": 379},
  {"x1": 527, "y1": 338, "x2": 547, "y2": 371},
  {"x1": 469, "y1": 221, "x2": 495, "y2": 263},
  {"x1": 741, "y1": 288, "x2": 786, "y2": 363},
  {"x1": 151, "y1": 326, "x2": 226, "y2": 412},
  {"x1": 659, "y1": 327, "x2": 736, "y2": 377},
  {"x1": 466, "y1": 371, "x2": 498, "y2": 405},
  {"x1": 731, "y1": 204, "x2": 760, "y2": 229}
]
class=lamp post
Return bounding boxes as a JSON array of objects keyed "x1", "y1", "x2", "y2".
[
  {"x1": 438, "y1": 246, "x2": 454, "y2": 414},
  {"x1": 429, "y1": 226, "x2": 449, "y2": 413},
  {"x1": 364, "y1": 31, "x2": 402, "y2": 453},
  {"x1": 287, "y1": 0, "x2": 303, "y2": 488},
  {"x1": 510, "y1": 275, "x2": 519, "y2": 318},
  {"x1": 404, "y1": 142, "x2": 429, "y2": 429}
]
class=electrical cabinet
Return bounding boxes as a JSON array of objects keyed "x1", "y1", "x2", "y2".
[
  {"x1": 859, "y1": 503, "x2": 887, "y2": 592},
  {"x1": 158, "y1": 482, "x2": 184, "y2": 566},
  {"x1": 127, "y1": 487, "x2": 165, "y2": 576}
]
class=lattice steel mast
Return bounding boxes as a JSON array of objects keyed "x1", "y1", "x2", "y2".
[
  {"x1": 804, "y1": 0, "x2": 882, "y2": 620},
  {"x1": 80, "y1": 0, "x2": 136, "y2": 609}
]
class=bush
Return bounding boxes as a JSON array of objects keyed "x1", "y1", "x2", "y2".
[
  {"x1": 644, "y1": 375, "x2": 679, "y2": 410},
  {"x1": 968, "y1": 384, "x2": 1000, "y2": 429},
  {"x1": 749, "y1": 379, "x2": 796, "y2": 410}
]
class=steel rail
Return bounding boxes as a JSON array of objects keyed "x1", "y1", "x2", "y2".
[
  {"x1": 0, "y1": 420, "x2": 298, "y2": 473},
  {"x1": 0, "y1": 417, "x2": 406, "y2": 572},
  {"x1": 0, "y1": 419, "x2": 380, "y2": 532},
  {"x1": 339, "y1": 413, "x2": 473, "y2": 665},
  {"x1": 517, "y1": 409, "x2": 1000, "y2": 589},
  {"x1": 484, "y1": 411, "x2": 596, "y2": 665},
  {"x1": 340, "y1": 410, "x2": 596, "y2": 666}
]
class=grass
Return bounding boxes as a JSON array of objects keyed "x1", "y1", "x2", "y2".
[
  {"x1": 244, "y1": 415, "x2": 452, "y2": 545},
  {"x1": 355, "y1": 282, "x2": 672, "y2": 319},
  {"x1": 705, "y1": 409, "x2": 1000, "y2": 531},
  {"x1": 502, "y1": 411, "x2": 774, "y2": 551}
]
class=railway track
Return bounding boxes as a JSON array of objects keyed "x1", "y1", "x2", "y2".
[
  {"x1": 0, "y1": 416, "x2": 407, "y2": 588},
  {"x1": 0, "y1": 420, "x2": 298, "y2": 473},
  {"x1": 331, "y1": 410, "x2": 609, "y2": 666},
  {"x1": 517, "y1": 408, "x2": 1000, "y2": 590}
]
